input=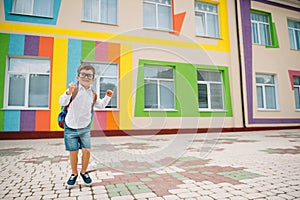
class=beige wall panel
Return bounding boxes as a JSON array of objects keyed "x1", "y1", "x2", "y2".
[
  {"x1": 132, "y1": 117, "x2": 234, "y2": 130},
  {"x1": 55, "y1": 0, "x2": 223, "y2": 46},
  {"x1": 0, "y1": 1, "x2": 4, "y2": 21},
  {"x1": 131, "y1": 43, "x2": 230, "y2": 66},
  {"x1": 251, "y1": 2, "x2": 300, "y2": 119},
  {"x1": 227, "y1": 0, "x2": 245, "y2": 128}
]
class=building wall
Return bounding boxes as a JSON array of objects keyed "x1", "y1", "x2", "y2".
[
  {"x1": 238, "y1": 0, "x2": 300, "y2": 126},
  {"x1": 0, "y1": 0, "x2": 299, "y2": 135}
]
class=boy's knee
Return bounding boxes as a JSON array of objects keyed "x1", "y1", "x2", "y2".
[{"x1": 82, "y1": 148, "x2": 90, "y2": 154}]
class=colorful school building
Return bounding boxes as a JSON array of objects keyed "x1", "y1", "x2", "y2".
[{"x1": 0, "y1": 0, "x2": 299, "y2": 138}]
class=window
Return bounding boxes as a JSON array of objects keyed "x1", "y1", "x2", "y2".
[
  {"x1": 195, "y1": 2, "x2": 219, "y2": 38},
  {"x1": 143, "y1": 0, "x2": 172, "y2": 31},
  {"x1": 288, "y1": 19, "x2": 300, "y2": 50},
  {"x1": 83, "y1": 62, "x2": 118, "y2": 109},
  {"x1": 5, "y1": 57, "x2": 50, "y2": 109},
  {"x1": 83, "y1": 0, "x2": 117, "y2": 24},
  {"x1": 197, "y1": 71, "x2": 224, "y2": 110},
  {"x1": 12, "y1": 0, "x2": 53, "y2": 17},
  {"x1": 294, "y1": 76, "x2": 300, "y2": 110},
  {"x1": 144, "y1": 65, "x2": 175, "y2": 110},
  {"x1": 256, "y1": 74, "x2": 278, "y2": 110},
  {"x1": 251, "y1": 12, "x2": 271, "y2": 46}
]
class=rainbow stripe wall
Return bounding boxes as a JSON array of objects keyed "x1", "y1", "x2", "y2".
[{"x1": 0, "y1": 33, "x2": 133, "y2": 132}]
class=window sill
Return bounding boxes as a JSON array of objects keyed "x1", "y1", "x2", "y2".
[
  {"x1": 143, "y1": 27, "x2": 172, "y2": 33},
  {"x1": 257, "y1": 109, "x2": 280, "y2": 112},
  {"x1": 198, "y1": 109, "x2": 227, "y2": 112},
  {"x1": 10, "y1": 12, "x2": 53, "y2": 19},
  {"x1": 144, "y1": 109, "x2": 177, "y2": 112},
  {"x1": 94, "y1": 108, "x2": 119, "y2": 111},
  {"x1": 2, "y1": 107, "x2": 50, "y2": 111},
  {"x1": 290, "y1": 48, "x2": 300, "y2": 51},
  {"x1": 195, "y1": 35, "x2": 221, "y2": 40},
  {"x1": 81, "y1": 20, "x2": 118, "y2": 26}
]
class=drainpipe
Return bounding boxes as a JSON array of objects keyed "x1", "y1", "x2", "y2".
[{"x1": 234, "y1": 0, "x2": 247, "y2": 128}]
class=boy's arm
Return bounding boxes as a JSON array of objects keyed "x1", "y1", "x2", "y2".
[
  {"x1": 94, "y1": 95, "x2": 111, "y2": 109},
  {"x1": 94, "y1": 90, "x2": 113, "y2": 109},
  {"x1": 59, "y1": 82, "x2": 76, "y2": 106},
  {"x1": 59, "y1": 91, "x2": 72, "y2": 106}
]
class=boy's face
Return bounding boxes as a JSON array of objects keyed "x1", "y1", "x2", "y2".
[{"x1": 76, "y1": 69, "x2": 94, "y2": 88}]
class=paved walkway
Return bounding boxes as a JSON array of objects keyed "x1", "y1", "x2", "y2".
[{"x1": 0, "y1": 129, "x2": 299, "y2": 200}]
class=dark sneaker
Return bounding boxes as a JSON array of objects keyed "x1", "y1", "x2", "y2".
[
  {"x1": 80, "y1": 172, "x2": 92, "y2": 185},
  {"x1": 66, "y1": 174, "x2": 78, "y2": 188}
]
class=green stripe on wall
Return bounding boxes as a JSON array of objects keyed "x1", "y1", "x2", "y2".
[
  {"x1": 82, "y1": 40, "x2": 95, "y2": 60},
  {"x1": 0, "y1": 33, "x2": 10, "y2": 130}
]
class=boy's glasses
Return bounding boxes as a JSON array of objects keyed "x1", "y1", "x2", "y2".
[{"x1": 78, "y1": 73, "x2": 94, "y2": 79}]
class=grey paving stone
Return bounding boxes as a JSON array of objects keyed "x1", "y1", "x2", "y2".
[{"x1": 0, "y1": 129, "x2": 299, "y2": 200}]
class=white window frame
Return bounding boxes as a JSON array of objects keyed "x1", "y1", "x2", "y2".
[
  {"x1": 11, "y1": 0, "x2": 54, "y2": 18},
  {"x1": 144, "y1": 65, "x2": 175, "y2": 111},
  {"x1": 197, "y1": 70, "x2": 224, "y2": 111},
  {"x1": 82, "y1": 61, "x2": 119, "y2": 110},
  {"x1": 251, "y1": 12, "x2": 271, "y2": 46},
  {"x1": 288, "y1": 19, "x2": 300, "y2": 50},
  {"x1": 195, "y1": 2, "x2": 220, "y2": 38},
  {"x1": 293, "y1": 76, "x2": 300, "y2": 110},
  {"x1": 143, "y1": 0, "x2": 172, "y2": 31},
  {"x1": 82, "y1": 0, "x2": 117, "y2": 25},
  {"x1": 4, "y1": 56, "x2": 50, "y2": 110},
  {"x1": 256, "y1": 74, "x2": 279, "y2": 110}
]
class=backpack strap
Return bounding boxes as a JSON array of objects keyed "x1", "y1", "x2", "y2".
[
  {"x1": 63, "y1": 87, "x2": 78, "y2": 111},
  {"x1": 91, "y1": 91, "x2": 97, "y2": 112},
  {"x1": 92, "y1": 92, "x2": 97, "y2": 105}
]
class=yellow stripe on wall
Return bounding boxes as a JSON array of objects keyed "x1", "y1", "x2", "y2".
[
  {"x1": 119, "y1": 44, "x2": 133, "y2": 130},
  {"x1": 219, "y1": 0, "x2": 230, "y2": 52},
  {"x1": 50, "y1": 38, "x2": 68, "y2": 131},
  {"x1": 0, "y1": 22, "x2": 229, "y2": 52}
]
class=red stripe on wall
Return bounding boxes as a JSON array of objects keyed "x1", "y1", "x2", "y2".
[
  {"x1": 95, "y1": 41, "x2": 108, "y2": 61},
  {"x1": 93, "y1": 111, "x2": 107, "y2": 130},
  {"x1": 37, "y1": 36, "x2": 54, "y2": 131}
]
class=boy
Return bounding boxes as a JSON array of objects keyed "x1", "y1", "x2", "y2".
[{"x1": 59, "y1": 64, "x2": 113, "y2": 188}]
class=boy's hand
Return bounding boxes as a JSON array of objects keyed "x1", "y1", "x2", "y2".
[
  {"x1": 106, "y1": 90, "x2": 113, "y2": 97},
  {"x1": 66, "y1": 82, "x2": 76, "y2": 95}
]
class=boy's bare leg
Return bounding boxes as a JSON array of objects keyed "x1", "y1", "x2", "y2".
[
  {"x1": 70, "y1": 150, "x2": 79, "y2": 175},
  {"x1": 81, "y1": 148, "x2": 90, "y2": 174}
]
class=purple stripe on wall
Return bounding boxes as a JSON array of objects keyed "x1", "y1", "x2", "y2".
[
  {"x1": 253, "y1": 0, "x2": 300, "y2": 12},
  {"x1": 240, "y1": 0, "x2": 254, "y2": 123},
  {"x1": 20, "y1": 110, "x2": 36, "y2": 131},
  {"x1": 240, "y1": 0, "x2": 300, "y2": 124},
  {"x1": 24, "y1": 35, "x2": 39, "y2": 56}
]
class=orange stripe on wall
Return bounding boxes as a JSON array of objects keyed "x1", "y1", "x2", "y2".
[
  {"x1": 35, "y1": 110, "x2": 51, "y2": 131},
  {"x1": 36, "y1": 36, "x2": 54, "y2": 131},
  {"x1": 106, "y1": 111, "x2": 119, "y2": 130},
  {"x1": 108, "y1": 43, "x2": 120, "y2": 63},
  {"x1": 107, "y1": 43, "x2": 120, "y2": 130}
]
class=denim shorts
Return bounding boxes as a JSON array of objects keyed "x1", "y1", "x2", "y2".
[{"x1": 64, "y1": 124, "x2": 91, "y2": 151}]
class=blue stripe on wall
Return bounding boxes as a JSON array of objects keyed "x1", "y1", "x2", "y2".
[
  {"x1": 4, "y1": 0, "x2": 62, "y2": 25},
  {"x1": 4, "y1": 110, "x2": 20, "y2": 131},
  {"x1": 4, "y1": 34, "x2": 25, "y2": 131},
  {"x1": 67, "y1": 39, "x2": 82, "y2": 86},
  {"x1": 9, "y1": 34, "x2": 25, "y2": 55}
]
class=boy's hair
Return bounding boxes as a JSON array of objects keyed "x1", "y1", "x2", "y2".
[{"x1": 77, "y1": 64, "x2": 95, "y2": 75}]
